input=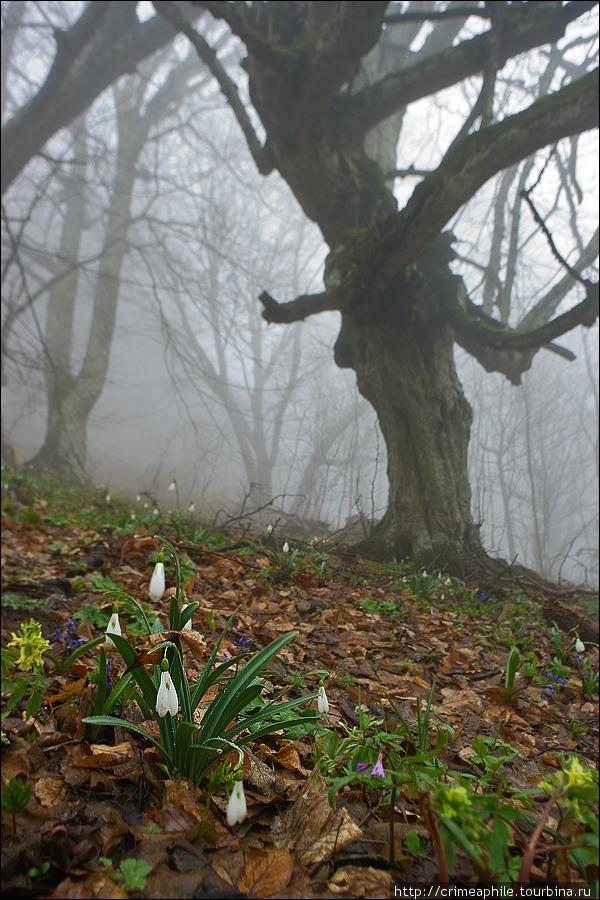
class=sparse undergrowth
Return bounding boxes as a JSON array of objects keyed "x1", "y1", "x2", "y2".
[{"x1": 1, "y1": 467, "x2": 598, "y2": 898}]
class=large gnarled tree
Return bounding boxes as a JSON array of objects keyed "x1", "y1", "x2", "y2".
[{"x1": 153, "y1": 0, "x2": 598, "y2": 568}]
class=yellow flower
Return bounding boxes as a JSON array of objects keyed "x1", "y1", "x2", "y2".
[{"x1": 7, "y1": 619, "x2": 49, "y2": 671}]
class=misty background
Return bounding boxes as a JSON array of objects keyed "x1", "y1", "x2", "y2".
[{"x1": 1, "y1": 1, "x2": 598, "y2": 586}]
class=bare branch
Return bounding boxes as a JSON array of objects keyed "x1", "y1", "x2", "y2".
[
  {"x1": 397, "y1": 69, "x2": 599, "y2": 264},
  {"x1": 335, "y1": 1, "x2": 597, "y2": 143},
  {"x1": 153, "y1": 0, "x2": 274, "y2": 174},
  {"x1": 259, "y1": 289, "x2": 340, "y2": 324},
  {"x1": 519, "y1": 188, "x2": 590, "y2": 286},
  {"x1": 1, "y1": 3, "x2": 179, "y2": 194}
]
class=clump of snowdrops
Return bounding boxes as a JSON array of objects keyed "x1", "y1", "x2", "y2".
[{"x1": 84, "y1": 538, "x2": 318, "y2": 791}]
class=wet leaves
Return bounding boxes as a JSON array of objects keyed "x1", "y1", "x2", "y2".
[{"x1": 1, "y1": 491, "x2": 599, "y2": 897}]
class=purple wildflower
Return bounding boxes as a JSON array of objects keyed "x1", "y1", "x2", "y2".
[{"x1": 371, "y1": 757, "x2": 385, "y2": 778}]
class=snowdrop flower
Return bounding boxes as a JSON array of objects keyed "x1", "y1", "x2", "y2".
[
  {"x1": 282, "y1": 541, "x2": 289, "y2": 554},
  {"x1": 152, "y1": 508, "x2": 159, "y2": 516},
  {"x1": 266, "y1": 523, "x2": 273, "y2": 534},
  {"x1": 189, "y1": 502, "x2": 195, "y2": 513},
  {"x1": 181, "y1": 602, "x2": 192, "y2": 630},
  {"x1": 131, "y1": 513, "x2": 136, "y2": 520},
  {"x1": 105, "y1": 493, "x2": 111, "y2": 504},
  {"x1": 156, "y1": 659, "x2": 179, "y2": 717},
  {"x1": 168, "y1": 480, "x2": 177, "y2": 492},
  {"x1": 575, "y1": 638, "x2": 585, "y2": 653},
  {"x1": 106, "y1": 605, "x2": 121, "y2": 647},
  {"x1": 136, "y1": 494, "x2": 141, "y2": 502},
  {"x1": 149, "y1": 556, "x2": 165, "y2": 601},
  {"x1": 226, "y1": 773, "x2": 247, "y2": 827},
  {"x1": 317, "y1": 681, "x2": 329, "y2": 714}
]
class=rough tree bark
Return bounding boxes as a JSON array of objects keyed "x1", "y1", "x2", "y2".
[{"x1": 152, "y1": 0, "x2": 598, "y2": 569}]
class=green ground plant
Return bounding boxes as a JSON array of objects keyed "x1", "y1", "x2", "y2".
[{"x1": 84, "y1": 538, "x2": 319, "y2": 787}]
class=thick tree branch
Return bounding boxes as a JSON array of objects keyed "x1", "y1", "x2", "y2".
[
  {"x1": 259, "y1": 289, "x2": 341, "y2": 325},
  {"x1": 396, "y1": 69, "x2": 599, "y2": 266},
  {"x1": 1, "y1": 3, "x2": 179, "y2": 195},
  {"x1": 450, "y1": 280, "x2": 598, "y2": 356},
  {"x1": 196, "y1": 0, "x2": 388, "y2": 115},
  {"x1": 153, "y1": 0, "x2": 274, "y2": 174},
  {"x1": 335, "y1": 1, "x2": 597, "y2": 143}
]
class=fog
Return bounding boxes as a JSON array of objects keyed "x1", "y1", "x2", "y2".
[{"x1": 2, "y1": 2, "x2": 598, "y2": 586}]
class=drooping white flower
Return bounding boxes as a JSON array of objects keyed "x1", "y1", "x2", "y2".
[
  {"x1": 189, "y1": 502, "x2": 195, "y2": 513},
  {"x1": 266, "y1": 524, "x2": 273, "y2": 534},
  {"x1": 136, "y1": 494, "x2": 141, "y2": 502},
  {"x1": 317, "y1": 682, "x2": 329, "y2": 714},
  {"x1": 168, "y1": 480, "x2": 177, "y2": 492},
  {"x1": 575, "y1": 638, "x2": 585, "y2": 653},
  {"x1": 226, "y1": 776, "x2": 247, "y2": 826},
  {"x1": 105, "y1": 607, "x2": 121, "y2": 647},
  {"x1": 156, "y1": 664, "x2": 179, "y2": 717},
  {"x1": 181, "y1": 603, "x2": 192, "y2": 630},
  {"x1": 282, "y1": 541, "x2": 289, "y2": 554},
  {"x1": 149, "y1": 562, "x2": 165, "y2": 601}
]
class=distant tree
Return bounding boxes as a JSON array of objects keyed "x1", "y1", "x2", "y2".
[
  {"x1": 2, "y1": 47, "x2": 205, "y2": 482},
  {"x1": 0, "y1": 0, "x2": 184, "y2": 193},
  {"x1": 148, "y1": 1, "x2": 598, "y2": 570}
]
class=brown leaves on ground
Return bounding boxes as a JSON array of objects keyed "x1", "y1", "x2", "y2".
[{"x1": 1, "y1": 510, "x2": 598, "y2": 899}]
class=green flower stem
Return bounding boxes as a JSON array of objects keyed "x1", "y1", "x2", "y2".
[{"x1": 156, "y1": 536, "x2": 182, "y2": 631}]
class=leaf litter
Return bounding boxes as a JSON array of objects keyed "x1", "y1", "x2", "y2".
[{"x1": 1, "y1": 478, "x2": 598, "y2": 898}]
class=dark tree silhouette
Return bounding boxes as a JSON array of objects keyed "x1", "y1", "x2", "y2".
[{"x1": 151, "y1": 1, "x2": 598, "y2": 568}]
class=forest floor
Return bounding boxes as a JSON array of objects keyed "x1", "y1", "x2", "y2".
[{"x1": 1, "y1": 469, "x2": 598, "y2": 900}]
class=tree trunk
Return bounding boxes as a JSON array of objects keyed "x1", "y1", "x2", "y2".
[{"x1": 334, "y1": 309, "x2": 481, "y2": 567}]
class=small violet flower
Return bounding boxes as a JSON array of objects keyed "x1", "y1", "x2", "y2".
[
  {"x1": 226, "y1": 773, "x2": 247, "y2": 827},
  {"x1": 371, "y1": 754, "x2": 385, "y2": 779},
  {"x1": 105, "y1": 605, "x2": 121, "y2": 647},
  {"x1": 317, "y1": 681, "x2": 329, "y2": 714},
  {"x1": 156, "y1": 659, "x2": 179, "y2": 717},
  {"x1": 149, "y1": 555, "x2": 166, "y2": 601},
  {"x1": 356, "y1": 762, "x2": 369, "y2": 772}
]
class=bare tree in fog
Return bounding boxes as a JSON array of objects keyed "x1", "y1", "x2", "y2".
[
  {"x1": 149, "y1": 1, "x2": 597, "y2": 569},
  {"x1": 1, "y1": 2, "x2": 598, "y2": 578},
  {"x1": 2, "y1": 46, "x2": 206, "y2": 481}
]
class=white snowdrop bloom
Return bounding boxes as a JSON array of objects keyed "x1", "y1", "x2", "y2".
[
  {"x1": 152, "y1": 508, "x2": 159, "y2": 516},
  {"x1": 105, "y1": 493, "x2": 111, "y2": 504},
  {"x1": 131, "y1": 513, "x2": 136, "y2": 520},
  {"x1": 105, "y1": 609, "x2": 121, "y2": 647},
  {"x1": 136, "y1": 494, "x2": 141, "y2": 502},
  {"x1": 149, "y1": 562, "x2": 165, "y2": 601},
  {"x1": 168, "y1": 481, "x2": 177, "y2": 492},
  {"x1": 282, "y1": 542, "x2": 289, "y2": 554},
  {"x1": 266, "y1": 524, "x2": 273, "y2": 534},
  {"x1": 189, "y1": 502, "x2": 195, "y2": 513},
  {"x1": 226, "y1": 777, "x2": 247, "y2": 826},
  {"x1": 317, "y1": 683, "x2": 329, "y2": 714},
  {"x1": 181, "y1": 603, "x2": 192, "y2": 630},
  {"x1": 156, "y1": 667, "x2": 179, "y2": 717},
  {"x1": 575, "y1": 638, "x2": 585, "y2": 653}
]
